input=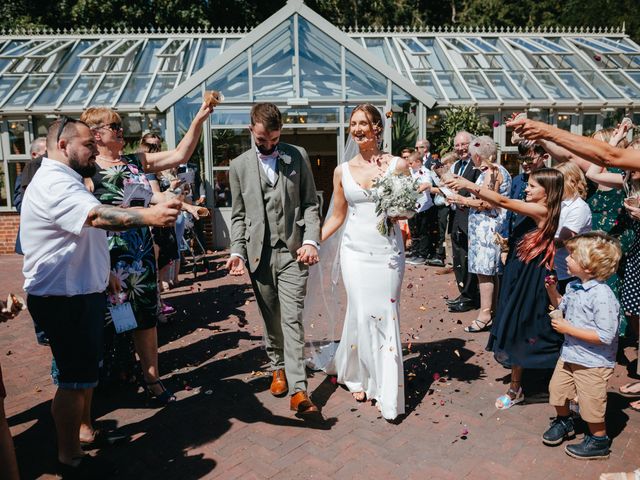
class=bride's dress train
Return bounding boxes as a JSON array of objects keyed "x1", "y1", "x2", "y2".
[{"x1": 327, "y1": 157, "x2": 405, "y2": 420}]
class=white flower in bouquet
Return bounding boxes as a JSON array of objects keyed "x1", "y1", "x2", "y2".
[{"x1": 367, "y1": 173, "x2": 421, "y2": 235}]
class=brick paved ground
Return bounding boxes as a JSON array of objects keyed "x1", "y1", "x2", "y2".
[{"x1": 1, "y1": 252, "x2": 638, "y2": 479}]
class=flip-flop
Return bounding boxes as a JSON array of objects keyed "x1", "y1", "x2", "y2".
[
  {"x1": 629, "y1": 400, "x2": 640, "y2": 413},
  {"x1": 80, "y1": 429, "x2": 128, "y2": 449},
  {"x1": 619, "y1": 382, "x2": 640, "y2": 397}
]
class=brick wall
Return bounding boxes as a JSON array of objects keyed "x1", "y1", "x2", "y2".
[{"x1": 0, "y1": 212, "x2": 19, "y2": 254}]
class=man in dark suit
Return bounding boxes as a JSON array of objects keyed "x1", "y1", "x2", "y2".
[{"x1": 447, "y1": 131, "x2": 481, "y2": 312}]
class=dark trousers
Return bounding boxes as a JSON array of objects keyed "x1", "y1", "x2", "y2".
[
  {"x1": 408, "y1": 209, "x2": 435, "y2": 258},
  {"x1": 435, "y1": 205, "x2": 450, "y2": 260},
  {"x1": 451, "y1": 226, "x2": 479, "y2": 303}
]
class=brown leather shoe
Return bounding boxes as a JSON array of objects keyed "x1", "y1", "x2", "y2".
[
  {"x1": 270, "y1": 369, "x2": 288, "y2": 397},
  {"x1": 290, "y1": 391, "x2": 319, "y2": 415}
]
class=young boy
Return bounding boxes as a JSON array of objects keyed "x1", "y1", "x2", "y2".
[{"x1": 544, "y1": 231, "x2": 622, "y2": 460}]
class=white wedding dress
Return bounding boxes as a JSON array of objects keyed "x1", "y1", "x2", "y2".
[{"x1": 329, "y1": 157, "x2": 405, "y2": 420}]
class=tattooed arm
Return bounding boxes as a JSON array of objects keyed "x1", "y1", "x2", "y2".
[{"x1": 86, "y1": 199, "x2": 181, "y2": 230}]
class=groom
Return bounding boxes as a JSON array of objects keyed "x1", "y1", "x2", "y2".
[{"x1": 225, "y1": 103, "x2": 321, "y2": 416}]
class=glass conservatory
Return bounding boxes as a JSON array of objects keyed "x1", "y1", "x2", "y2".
[{"x1": 1, "y1": 0, "x2": 639, "y2": 247}]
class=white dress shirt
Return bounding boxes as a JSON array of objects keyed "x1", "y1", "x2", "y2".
[{"x1": 554, "y1": 196, "x2": 592, "y2": 280}]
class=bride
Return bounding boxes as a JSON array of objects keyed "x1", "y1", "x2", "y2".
[{"x1": 321, "y1": 104, "x2": 409, "y2": 420}]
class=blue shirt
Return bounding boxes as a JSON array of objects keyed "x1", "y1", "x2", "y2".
[{"x1": 558, "y1": 279, "x2": 620, "y2": 368}]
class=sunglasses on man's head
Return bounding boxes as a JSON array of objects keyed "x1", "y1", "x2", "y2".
[{"x1": 56, "y1": 116, "x2": 79, "y2": 143}]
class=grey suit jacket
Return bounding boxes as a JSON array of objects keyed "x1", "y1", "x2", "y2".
[{"x1": 229, "y1": 142, "x2": 321, "y2": 273}]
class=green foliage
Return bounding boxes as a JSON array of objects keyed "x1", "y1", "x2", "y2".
[
  {"x1": 390, "y1": 112, "x2": 418, "y2": 155},
  {"x1": 431, "y1": 106, "x2": 491, "y2": 156},
  {"x1": 0, "y1": 1, "x2": 636, "y2": 43}
]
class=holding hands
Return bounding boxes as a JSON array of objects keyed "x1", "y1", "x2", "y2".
[{"x1": 296, "y1": 244, "x2": 319, "y2": 266}]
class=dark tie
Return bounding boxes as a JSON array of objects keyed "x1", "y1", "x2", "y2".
[{"x1": 457, "y1": 160, "x2": 467, "y2": 176}]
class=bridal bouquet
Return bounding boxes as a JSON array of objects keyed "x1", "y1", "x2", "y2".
[{"x1": 368, "y1": 173, "x2": 420, "y2": 236}]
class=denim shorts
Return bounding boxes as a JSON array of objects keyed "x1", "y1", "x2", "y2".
[{"x1": 27, "y1": 292, "x2": 106, "y2": 390}]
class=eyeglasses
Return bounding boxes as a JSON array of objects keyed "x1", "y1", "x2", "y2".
[
  {"x1": 95, "y1": 122, "x2": 122, "y2": 133},
  {"x1": 56, "y1": 116, "x2": 79, "y2": 143},
  {"x1": 454, "y1": 142, "x2": 470, "y2": 148}
]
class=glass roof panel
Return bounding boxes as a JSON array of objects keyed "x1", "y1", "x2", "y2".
[
  {"x1": 119, "y1": 73, "x2": 153, "y2": 104},
  {"x1": 530, "y1": 38, "x2": 569, "y2": 54},
  {"x1": 570, "y1": 37, "x2": 618, "y2": 54},
  {"x1": 158, "y1": 39, "x2": 189, "y2": 57},
  {"x1": 298, "y1": 17, "x2": 342, "y2": 98},
  {"x1": 508, "y1": 38, "x2": 548, "y2": 54},
  {"x1": 0, "y1": 40, "x2": 46, "y2": 58},
  {"x1": 577, "y1": 71, "x2": 624, "y2": 98},
  {"x1": 104, "y1": 39, "x2": 141, "y2": 57},
  {"x1": 146, "y1": 73, "x2": 180, "y2": 104},
  {"x1": 193, "y1": 39, "x2": 223, "y2": 72},
  {"x1": 205, "y1": 51, "x2": 249, "y2": 100},
  {"x1": 401, "y1": 38, "x2": 430, "y2": 54},
  {"x1": 625, "y1": 72, "x2": 640, "y2": 90},
  {"x1": 532, "y1": 71, "x2": 574, "y2": 99},
  {"x1": 90, "y1": 74, "x2": 126, "y2": 105},
  {"x1": 33, "y1": 74, "x2": 75, "y2": 106},
  {"x1": 509, "y1": 71, "x2": 549, "y2": 99},
  {"x1": 132, "y1": 40, "x2": 164, "y2": 74},
  {"x1": 345, "y1": 50, "x2": 387, "y2": 98},
  {"x1": 364, "y1": 38, "x2": 395, "y2": 67},
  {"x1": 555, "y1": 71, "x2": 599, "y2": 99},
  {"x1": 417, "y1": 38, "x2": 451, "y2": 70},
  {"x1": 79, "y1": 39, "x2": 119, "y2": 58},
  {"x1": 466, "y1": 37, "x2": 501, "y2": 54},
  {"x1": 460, "y1": 72, "x2": 497, "y2": 99},
  {"x1": 484, "y1": 72, "x2": 523, "y2": 100},
  {"x1": 435, "y1": 72, "x2": 471, "y2": 99},
  {"x1": 3, "y1": 75, "x2": 49, "y2": 107},
  {"x1": 412, "y1": 71, "x2": 443, "y2": 100},
  {"x1": 252, "y1": 19, "x2": 294, "y2": 99},
  {"x1": 599, "y1": 38, "x2": 640, "y2": 54},
  {"x1": 603, "y1": 71, "x2": 640, "y2": 98},
  {"x1": 63, "y1": 74, "x2": 100, "y2": 106},
  {"x1": 0, "y1": 76, "x2": 21, "y2": 101},
  {"x1": 443, "y1": 38, "x2": 476, "y2": 54},
  {"x1": 58, "y1": 40, "x2": 91, "y2": 75}
]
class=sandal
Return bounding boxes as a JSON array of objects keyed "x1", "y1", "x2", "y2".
[
  {"x1": 352, "y1": 391, "x2": 367, "y2": 402},
  {"x1": 464, "y1": 319, "x2": 492, "y2": 333},
  {"x1": 599, "y1": 469, "x2": 640, "y2": 480},
  {"x1": 144, "y1": 380, "x2": 176, "y2": 406},
  {"x1": 495, "y1": 387, "x2": 524, "y2": 410},
  {"x1": 80, "y1": 429, "x2": 128, "y2": 449},
  {"x1": 629, "y1": 400, "x2": 640, "y2": 412},
  {"x1": 619, "y1": 381, "x2": 640, "y2": 397}
]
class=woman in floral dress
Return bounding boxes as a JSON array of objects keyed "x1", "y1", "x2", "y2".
[{"x1": 82, "y1": 103, "x2": 212, "y2": 403}]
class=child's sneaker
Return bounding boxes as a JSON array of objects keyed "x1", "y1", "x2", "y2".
[
  {"x1": 565, "y1": 434, "x2": 610, "y2": 460},
  {"x1": 542, "y1": 416, "x2": 576, "y2": 446}
]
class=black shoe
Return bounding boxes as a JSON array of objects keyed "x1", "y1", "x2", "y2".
[
  {"x1": 427, "y1": 258, "x2": 445, "y2": 267},
  {"x1": 406, "y1": 255, "x2": 427, "y2": 265},
  {"x1": 564, "y1": 434, "x2": 610, "y2": 460},
  {"x1": 446, "y1": 295, "x2": 464, "y2": 305},
  {"x1": 448, "y1": 302, "x2": 479, "y2": 313},
  {"x1": 57, "y1": 455, "x2": 117, "y2": 479},
  {"x1": 542, "y1": 416, "x2": 575, "y2": 446}
]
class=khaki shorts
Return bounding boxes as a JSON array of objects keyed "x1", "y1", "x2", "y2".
[{"x1": 549, "y1": 359, "x2": 613, "y2": 424}]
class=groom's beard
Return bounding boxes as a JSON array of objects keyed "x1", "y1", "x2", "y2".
[{"x1": 257, "y1": 144, "x2": 278, "y2": 156}]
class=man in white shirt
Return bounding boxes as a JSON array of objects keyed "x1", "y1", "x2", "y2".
[
  {"x1": 21, "y1": 117, "x2": 180, "y2": 477},
  {"x1": 406, "y1": 151, "x2": 434, "y2": 264}
]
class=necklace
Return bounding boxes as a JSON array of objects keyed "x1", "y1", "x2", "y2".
[{"x1": 96, "y1": 155, "x2": 123, "y2": 163}]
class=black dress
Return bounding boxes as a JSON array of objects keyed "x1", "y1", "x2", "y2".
[{"x1": 487, "y1": 216, "x2": 563, "y2": 369}]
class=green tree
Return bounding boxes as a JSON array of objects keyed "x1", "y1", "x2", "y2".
[{"x1": 431, "y1": 106, "x2": 491, "y2": 156}]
